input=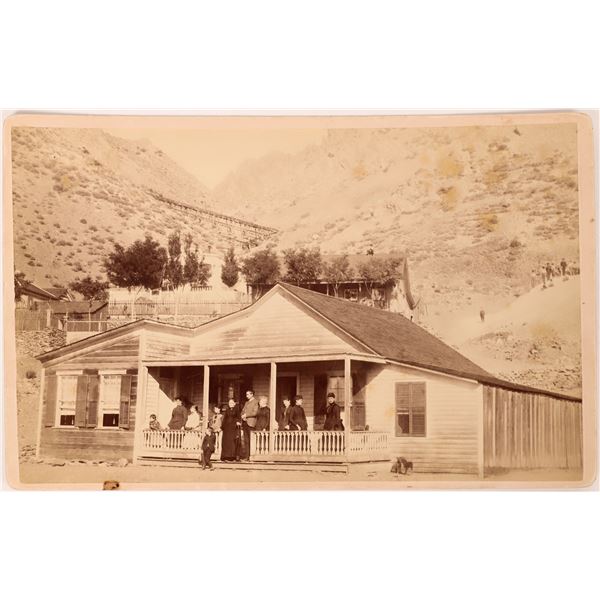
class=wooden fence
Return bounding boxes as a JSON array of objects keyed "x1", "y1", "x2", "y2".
[
  {"x1": 15, "y1": 307, "x2": 62, "y2": 331},
  {"x1": 108, "y1": 300, "x2": 250, "y2": 318},
  {"x1": 483, "y1": 386, "x2": 582, "y2": 471}
]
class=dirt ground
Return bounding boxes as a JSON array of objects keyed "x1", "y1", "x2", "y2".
[{"x1": 13, "y1": 461, "x2": 584, "y2": 490}]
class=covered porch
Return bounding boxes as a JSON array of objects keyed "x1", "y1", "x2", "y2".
[{"x1": 134, "y1": 355, "x2": 390, "y2": 464}]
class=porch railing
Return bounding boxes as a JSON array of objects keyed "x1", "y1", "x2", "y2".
[
  {"x1": 251, "y1": 430, "x2": 347, "y2": 459},
  {"x1": 141, "y1": 429, "x2": 221, "y2": 458},
  {"x1": 140, "y1": 429, "x2": 389, "y2": 462}
]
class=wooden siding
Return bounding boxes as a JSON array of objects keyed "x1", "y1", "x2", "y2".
[
  {"x1": 46, "y1": 335, "x2": 140, "y2": 371},
  {"x1": 189, "y1": 293, "x2": 361, "y2": 359},
  {"x1": 144, "y1": 334, "x2": 191, "y2": 361},
  {"x1": 39, "y1": 367, "x2": 138, "y2": 461},
  {"x1": 40, "y1": 428, "x2": 135, "y2": 461},
  {"x1": 365, "y1": 364, "x2": 482, "y2": 474},
  {"x1": 482, "y1": 386, "x2": 582, "y2": 471}
]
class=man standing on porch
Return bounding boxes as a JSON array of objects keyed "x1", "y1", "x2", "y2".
[
  {"x1": 240, "y1": 389, "x2": 259, "y2": 460},
  {"x1": 323, "y1": 393, "x2": 343, "y2": 431},
  {"x1": 289, "y1": 395, "x2": 308, "y2": 431}
]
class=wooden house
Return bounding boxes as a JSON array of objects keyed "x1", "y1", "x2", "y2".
[
  {"x1": 43, "y1": 287, "x2": 75, "y2": 302},
  {"x1": 248, "y1": 254, "x2": 420, "y2": 316},
  {"x1": 35, "y1": 283, "x2": 582, "y2": 475},
  {"x1": 15, "y1": 280, "x2": 60, "y2": 309}
]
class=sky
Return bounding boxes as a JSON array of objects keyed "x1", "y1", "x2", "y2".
[{"x1": 105, "y1": 127, "x2": 326, "y2": 188}]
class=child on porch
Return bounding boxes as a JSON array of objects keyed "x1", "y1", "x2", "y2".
[
  {"x1": 200, "y1": 424, "x2": 216, "y2": 470},
  {"x1": 149, "y1": 414, "x2": 162, "y2": 431}
]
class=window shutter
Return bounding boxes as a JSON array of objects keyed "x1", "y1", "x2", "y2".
[
  {"x1": 43, "y1": 374, "x2": 58, "y2": 427},
  {"x1": 74, "y1": 376, "x2": 89, "y2": 427},
  {"x1": 411, "y1": 382, "x2": 426, "y2": 436},
  {"x1": 395, "y1": 382, "x2": 410, "y2": 436},
  {"x1": 86, "y1": 375, "x2": 99, "y2": 428},
  {"x1": 119, "y1": 375, "x2": 132, "y2": 429}
]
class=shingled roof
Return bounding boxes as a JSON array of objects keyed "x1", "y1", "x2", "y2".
[
  {"x1": 279, "y1": 283, "x2": 580, "y2": 401},
  {"x1": 279, "y1": 282, "x2": 491, "y2": 380}
]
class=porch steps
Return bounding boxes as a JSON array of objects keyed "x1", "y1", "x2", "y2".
[{"x1": 137, "y1": 457, "x2": 349, "y2": 473}]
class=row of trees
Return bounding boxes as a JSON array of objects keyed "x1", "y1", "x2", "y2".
[
  {"x1": 241, "y1": 246, "x2": 404, "y2": 296},
  {"x1": 56, "y1": 235, "x2": 402, "y2": 302},
  {"x1": 102, "y1": 233, "x2": 212, "y2": 296}
]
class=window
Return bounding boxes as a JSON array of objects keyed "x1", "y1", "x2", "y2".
[
  {"x1": 100, "y1": 374, "x2": 122, "y2": 428},
  {"x1": 395, "y1": 382, "x2": 426, "y2": 436},
  {"x1": 58, "y1": 375, "x2": 78, "y2": 426}
]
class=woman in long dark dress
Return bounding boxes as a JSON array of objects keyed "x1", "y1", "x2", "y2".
[
  {"x1": 220, "y1": 399, "x2": 242, "y2": 461},
  {"x1": 255, "y1": 396, "x2": 270, "y2": 431}
]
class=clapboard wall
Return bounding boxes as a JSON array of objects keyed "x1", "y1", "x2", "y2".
[
  {"x1": 39, "y1": 333, "x2": 141, "y2": 461},
  {"x1": 365, "y1": 364, "x2": 482, "y2": 474},
  {"x1": 482, "y1": 386, "x2": 582, "y2": 471}
]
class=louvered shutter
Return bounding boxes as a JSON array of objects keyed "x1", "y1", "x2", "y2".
[
  {"x1": 119, "y1": 375, "x2": 132, "y2": 429},
  {"x1": 395, "y1": 383, "x2": 410, "y2": 436},
  {"x1": 74, "y1": 376, "x2": 89, "y2": 427},
  {"x1": 86, "y1": 375, "x2": 99, "y2": 427},
  {"x1": 44, "y1": 374, "x2": 58, "y2": 426},
  {"x1": 411, "y1": 382, "x2": 426, "y2": 436}
]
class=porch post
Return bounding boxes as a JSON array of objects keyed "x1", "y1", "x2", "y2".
[
  {"x1": 269, "y1": 362, "x2": 277, "y2": 450},
  {"x1": 132, "y1": 364, "x2": 149, "y2": 465},
  {"x1": 203, "y1": 364, "x2": 210, "y2": 431},
  {"x1": 344, "y1": 356, "x2": 352, "y2": 430},
  {"x1": 344, "y1": 356, "x2": 352, "y2": 462}
]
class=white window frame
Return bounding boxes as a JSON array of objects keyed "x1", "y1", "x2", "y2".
[
  {"x1": 55, "y1": 370, "x2": 83, "y2": 428},
  {"x1": 97, "y1": 370, "x2": 127, "y2": 429}
]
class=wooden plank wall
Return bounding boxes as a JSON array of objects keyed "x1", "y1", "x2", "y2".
[
  {"x1": 49, "y1": 335, "x2": 140, "y2": 370},
  {"x1": 39, "y1": 429, "x2": 135, "y2": 461},
  {"x1": 40, "y1": 366, "x2": 139, "y2": 462},
  {"x1": 482, "y1": 385, "x2": 582, "y2": 471},
  {"x1": 365, "y1": 364, "x2": 482, "y2": 474},
  {"x1": 190, "y1": 293, "x2": 358, "y2": 359},
  {"x1": 145, "y1": 334, "x2": 191, "y2": 360}
]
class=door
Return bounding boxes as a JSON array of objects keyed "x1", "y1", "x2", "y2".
[
  {"x1": 276, "y1": 376, "x2": 297, "y2": 425},
  {"x1": 313, "y1": 374, "x2": 328, "y2": 430}
]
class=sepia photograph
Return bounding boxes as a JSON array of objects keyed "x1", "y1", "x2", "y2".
[{"x1": 2, "y1": 112, "x2": 596, "y2": 489}]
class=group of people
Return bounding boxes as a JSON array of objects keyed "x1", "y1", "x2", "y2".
[
  {"x1": 531, "y1": 259, "x2": 579, "y2": 290},
  {"x1": 149, "y1": 389, "x2": 345, "y2": 469}
]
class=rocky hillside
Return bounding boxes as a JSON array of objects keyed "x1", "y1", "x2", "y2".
[
  {"x1": 11, "y1": 127, "x2": 273, "y2": 286},
  {"x1": 209, "y1": 123, "x2": 581, "y2": 395},
  {"x1": 212, "y1": 124, "x2": 579, "y2": 294}
]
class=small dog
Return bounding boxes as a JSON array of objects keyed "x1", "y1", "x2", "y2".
[{"x1": 390, "y1": 456, "x2": 413, "y2": 475}]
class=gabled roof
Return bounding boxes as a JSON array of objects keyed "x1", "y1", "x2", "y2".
[
  {"x1": 278, "y1": 282, "x2": 491, "y2": 380},
  {"x1": 18, "y1": 281, "x2": 59, "y2": 300},
  {"x1": 36, "y1": 282, "x2": 580, "y2": 402},
  {"x1": 43, "y1": 287, "x2": 73, "y2": 300}
]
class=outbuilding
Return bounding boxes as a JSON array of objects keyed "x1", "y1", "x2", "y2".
[{"x1": 35, "y1": 282, "x2": 582, "y2": 475}]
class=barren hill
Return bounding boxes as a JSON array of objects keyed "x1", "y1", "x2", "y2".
[
  {"x1": 211, "y1": 123, "x2": 580, "y2": 314},
  {"x1": 11, "y1": 127, "x2": 274, "y2": 286}
]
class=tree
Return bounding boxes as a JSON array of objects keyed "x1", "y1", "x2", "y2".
[
  {"x1": 282, "y1": 247, "x2": 323, "y2": 285},
  {"x1": 164, "y1": 232, "x2": 184, "y2": 290},
  {"x1": 104, "y1": 235, "x2": 167, "y2": 294},
  {"x1": 221, "y1": 247, "x2": 240, "y2": 288},
  {"x1": 70, "y1": 276, "x2": 109, "y2": 301},
  {"x1": 14, "y1": 271, "x2": 30, "y2": 301},
  {"x1": 357, "y1": 256, "x2": 403, "y2": 297},
  {"x1": 323, "y1": 255, "x2": 354, "y2": 296},
  {"x1": 183, "y1": 234, "x2": 211, "y2": 287},
  {"x1": 241, "y1": 248, "x2": 281, "y2": 292}
]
